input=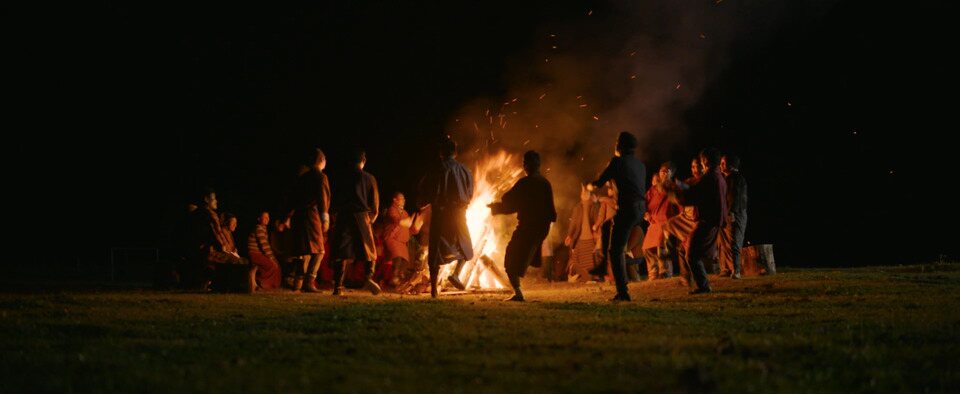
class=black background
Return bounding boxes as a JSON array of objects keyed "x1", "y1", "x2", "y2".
[{"x1": 9, "y1": 1, "x2": 957, "y2": 269}]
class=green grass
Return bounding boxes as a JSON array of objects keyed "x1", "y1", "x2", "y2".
[{"x1": 2, "y1": 264, "x2": 959, "y2": 393}]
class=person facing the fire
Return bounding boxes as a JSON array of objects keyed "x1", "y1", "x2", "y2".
[
  {"x1": 588, "y1": 131, "x2": 647, "y2": 302},
  {"x1": 329, "y1": 149, "x2": 381, "y2": 296},
  {"x1": 488, "y1": 150, "x2": 557, "y2": 301},
  {"x1": 672, "y1": 147, "x2": 728, "y2": 294},
  {"x1": 563, "y1": 184, "x2": 600, "y2": 282},
  {"x1": 283, "y1": 147, "x2": 331, "y2": 293},
  {"x1": 591, "y1": 181, "x2": 617, "y2": 281},
  {"x1": 642, "y1": 161, "x2": 680, "y2": 280},
  {"x1": 380, "y1": 192, "x2": 417, "y2": 287},
  {"x1": 418, "y1": 136, "x2": 474, "y2": 298}
]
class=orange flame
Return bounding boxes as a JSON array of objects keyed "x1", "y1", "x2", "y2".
[{"x1": 438, "y1": 150, "x2": 524, "y2": 290}]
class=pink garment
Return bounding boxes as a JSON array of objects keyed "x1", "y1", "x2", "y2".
[{"x1": 642, "y1": 187, "x2": 670, "y2": 250}]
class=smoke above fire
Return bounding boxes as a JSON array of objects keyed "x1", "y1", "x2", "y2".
[{"x1": 444, "y1": 1, "x2": 829, "y2": 236}]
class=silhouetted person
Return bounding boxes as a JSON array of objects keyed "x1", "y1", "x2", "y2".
[
  {"x1": 284, "y1": 148, "x2": 331, "y2": 292},
  {"x1": 488, "y1": 150, "x2": 557, "y2": 301},
  {"x1": 674, "y1": 148, "x2": 728, "y2": 294},
  {"x1": 589, "y1": 131, "x2": 647, "y2": 301},
  {"x1": 418, "y1": 136, "x2": 474, "y2": 298},
  {"x1": 720, "y1": 154, "x2": 748, "y2": 279},
  {"x1": 329, "y1": 149, "x2": 381, "y2": 296}
]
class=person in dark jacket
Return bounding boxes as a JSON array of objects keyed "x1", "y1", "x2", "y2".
[
  {"x1": 284, "y1": 148, "x2": 331, "y2": 292},
  {"x1": 418, "y1": 136, "x2": 474, "y2": 298},
  {"x1": 720, "y1": 154, "x2": 748, "y2": 279},
  {"x1": 589, "y1": 132, "x2": 647, "y2": 301},
  {"x1": 674, "y1": 148, "x2": 728, "y2": 294},
  {"x1": 329, "y1": 149, "x2": 381, "y2": 296},
  {"x1": 488, "y1": 150, "x2": 557, "y2": 301}
]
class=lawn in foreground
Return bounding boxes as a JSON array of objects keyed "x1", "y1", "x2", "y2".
[{"x1": 2, "y1": 264, "x2": 958, "y2": 393}]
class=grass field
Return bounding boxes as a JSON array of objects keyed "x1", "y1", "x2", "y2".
[{"x1": 2, "y1": 263, "x2": 959, "y2": 393}]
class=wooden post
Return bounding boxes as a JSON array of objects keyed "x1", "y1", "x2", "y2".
[{"x1": 742, "y1": 244, "x2": 776, "y2": 276}]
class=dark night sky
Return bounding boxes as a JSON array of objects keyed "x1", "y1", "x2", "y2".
[{"x1": 10, "y1": 1, "x2": 957, "y2": 268}]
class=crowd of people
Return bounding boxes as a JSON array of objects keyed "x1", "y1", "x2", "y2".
[{"x1": 170, "y1": 131, "x2": 748, "y2": 302}]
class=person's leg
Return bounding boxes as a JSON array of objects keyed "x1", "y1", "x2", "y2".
[
  {"x1": 447, "y1": 259, "x2": 467, "y2": 290},
  {"x1": 656, "y1": 235, "x2": 672, "y2": 279},
  {"x1": 608, "y1": 216, "x2": 636, "y2": 300},
  {"x1": 303, "y1": 253, "x2": 323, "y2": 292},
  {"x1": 687, "y1": 227, "x2": 716, "y2": 293},
  {"x1": 731, "y1": 218, "x2": 747, "y2": 278},
  {"x1": 506, "y1": 273, "x2": 524, "y2": 301},
  {"x1": 331, "y1": 259, "x2": 346, "y2": 295},
  {"x1": 363, "y1": 260, "x2": 381, "y2": 295},
  {"x1": 589, "y1": 222, "x2": 613, "y2": 278},
  {"x1": 292, "y1": 256, "x2": 308, "y2": 292},
  {"x1": 643, "y1": 247, "x2": 660, "y2": 281},
  {"x1": 429, "y1": 264, "x2": 440, "y2": 298},
  {"x1": 504, "y1": 227, "x2": 548, "y2": 301},
  {"x1": 247, "y1": 266, "x2": 258, "y2": 294},
  {"x1": 719, "y1": 224, "x2": 733, "y2": 276},
  {"x1": 677, "y1": 238, "x2": 693, "y2": 287}
]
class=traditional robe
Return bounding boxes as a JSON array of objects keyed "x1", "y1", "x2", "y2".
[
  {"x1": 642, "y1": 185, "x2": 679, "y2": 250},
  {"x1": 330, "y1": 168, "x2": 379, "y2": 261},
  {"x1": 286, "y1": 168, "x2": 331, "y2": 256},
  {"x1": 491, "y1": 173, "x2": 557, "y2": 277},
  {"x1": 677, "y1": 167, "x2": 728, "y2": 289},
  {"x1": 247, "y1": 223, "x2": 282, "y2": 290},
  {"x1": 419, "y1": 157, "x2": 474, "y2": 267},
  {"x1": 566, "y1": 200, "x2": 600, "y2": 280}
]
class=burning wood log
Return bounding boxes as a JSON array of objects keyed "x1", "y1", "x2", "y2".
[{"x1": 479, "y1": 255, "x2": 511, "y2": 290}]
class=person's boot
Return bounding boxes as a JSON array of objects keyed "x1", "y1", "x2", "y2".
[
  {"x1": 610, "y1": 293, "x2": 631, "y2": 302},
  {"x1": 447, "y1": 259, "x2": 467, "y2": 290},
  {"x1": 731, "y1": 270, "x2": 742, "y2": 280},
  {"x1": 505, "y1": 275, "x2": 524, "y2": 301},
  {"x1": 331, "y1": 261, "x2": 345, "y2": 296},
  {"x1": 292, "y1": 277, "x2": 304, "y2": 293},
  {"x1": 363, "y1": 261, "x2": 381, "y2": 295},
  {"x1": 303, "y1": 254, "x2": 322, "y2": 292},
  {"x1": 303, "y1": 275, "x2": 320, "y2": 293}
]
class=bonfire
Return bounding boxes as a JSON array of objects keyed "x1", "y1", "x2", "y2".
[{"x1": 436, "y1": 150, "x2": 524, "y2": 291}]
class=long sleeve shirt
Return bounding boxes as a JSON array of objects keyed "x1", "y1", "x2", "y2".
[
  {"x1": 592, "y1": 156, "x2": 647, "y2": 215},
  {"x1": 678, "y1": 167, "x2": 728, "y2": 227},
  {"x1": 247, "y1": 224, "x2": 275, "y2": 260},
  {"x1": 490, "y1": 173, "x2": 557, "y2": 228},
  {"x1": 726, "y1": 170, "x2": 748, "y2": 220}
]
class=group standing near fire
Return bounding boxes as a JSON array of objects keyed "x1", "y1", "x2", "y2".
[{"x1": 172, "y1": 131, "x2": 748, "y2": 301}]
